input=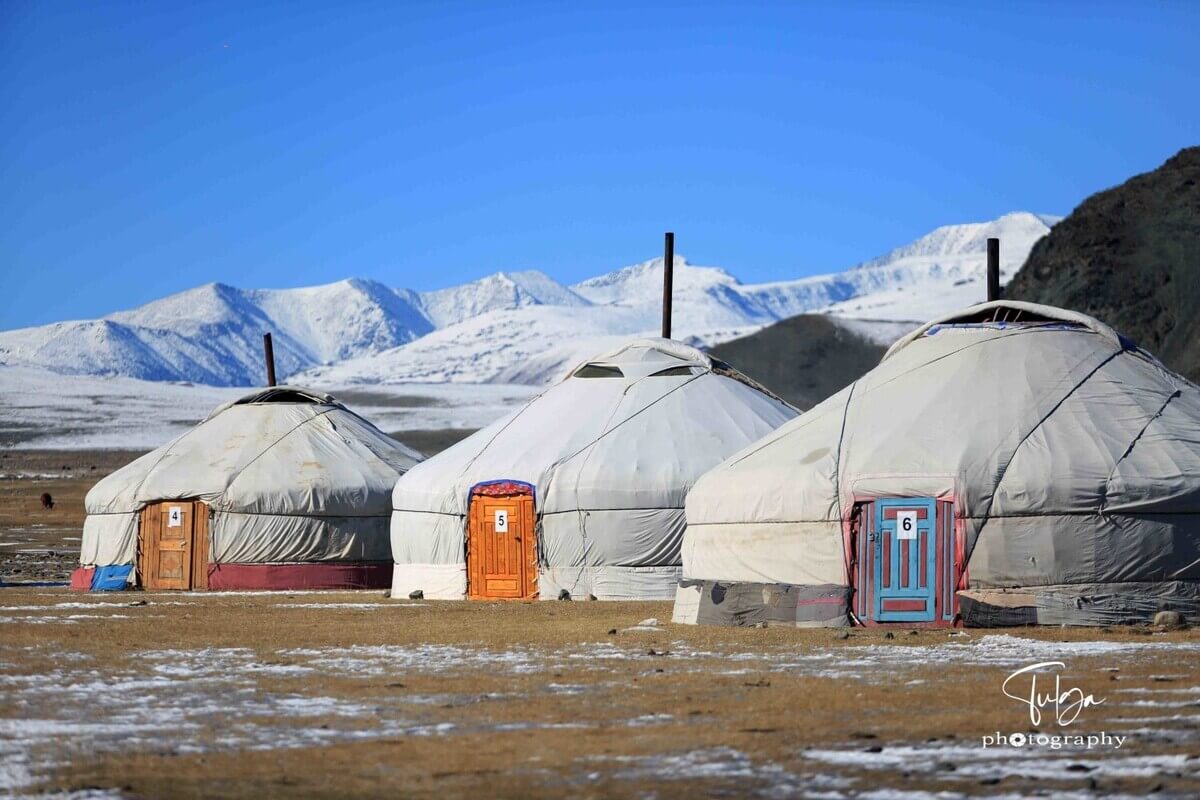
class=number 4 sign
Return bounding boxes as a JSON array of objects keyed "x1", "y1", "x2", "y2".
[
  {"x1": 896, "y1": 509, "x2": 917, "y2": 540},
  {"x1": 168, "y1": 506, "x2": 183, "y2": 528}
]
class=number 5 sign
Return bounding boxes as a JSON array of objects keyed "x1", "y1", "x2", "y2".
[
  {"x1": 494, "y1": 509, "x2": 508, "y2": 533},
  {"x1": 896, "y1": 509, "x2": 917, "y2": 540}
]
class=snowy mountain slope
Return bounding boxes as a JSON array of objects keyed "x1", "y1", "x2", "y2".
[
  {"x1": 852, "y1": 212, "x2": 1062, "y2": 272},
  {"x1": 574, "y1": 257, "x2": 779, "y2": 330},
  {"x1": 248, "y1": 279, "x2": 432, "y2": 362},
  {"x1": 295, "y1": 212, "x2": 1055, "y2": 386},
  {"x1": 418, "y1": 270, "x2": 589, "y2": 328},
  {"x1": 0, "y1": 318, "x2": 250, "y2": 384},
  {"x1": 0, "y1": 280, "x2": 434, "y2": 385},
  {"x1": 0, "y1": 364, "x2": 537, "y2": 450},
  {"x1": 573, "y1": 259, "x2": 740, "y2": 305},
  {"x1": 110, "y1": 279, "x2": 433, "y2": 365},
  {"x1": 300, "y1": 304, "x2": 656, "y2": 384},
  {"x1": 0, "y1": 211, "x2": 1056, "y2": 387},
  {"x1": 816, "y1": 211, "x2": 1060, "y2": 322}
]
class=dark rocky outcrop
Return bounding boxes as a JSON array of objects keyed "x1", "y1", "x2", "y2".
[
  {"x1": 1007, "y1": 147, "x2": 1200, "y2": 382},
  {"x1": 709, "y1": 315, "x2": 885, "y2": 410}
]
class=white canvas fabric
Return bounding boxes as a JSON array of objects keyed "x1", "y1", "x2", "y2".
[
  {"x1": 81, "y1": 387, "x2": 423, "y2": 572},
  {"x1": 390, "y1": 339, "x2": 798, "y2": 600},
  {"x1": 678, "y1": 301, "x2": 1200, "y2": 626}
]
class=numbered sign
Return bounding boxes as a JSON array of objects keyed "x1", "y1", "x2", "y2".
[
  {"x1": 167, "y1": 506, "x2": 183, "y2": 528},
  {"x1": 896, "y1": 509, "x2": 917, "y2": 540},
  {"x1": 494, "y1": 509, "x2": 508, "y2": 533}
]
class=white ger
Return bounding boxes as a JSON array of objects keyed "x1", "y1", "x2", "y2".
[{"x1": 389, "y1": 338, "x2": 797, "y2": 601}]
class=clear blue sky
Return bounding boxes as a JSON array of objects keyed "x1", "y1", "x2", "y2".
[{"x1": 2, "y1": 1, "x2": 1197, "y2": 329}]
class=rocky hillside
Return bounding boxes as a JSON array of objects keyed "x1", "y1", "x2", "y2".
[
  {"x1": 1007, "y1": 147, "x2": 1200, "y2": 383},
  {"x1": 708, "y1": 316, "x2": 885, "y2": 410}
]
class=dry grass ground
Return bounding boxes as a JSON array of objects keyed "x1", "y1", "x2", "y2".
[
  {"x1": 1, "y1": 452, "x2": 1198, "y2": 798},
  {"x1": 0, "y1": 450, "x2": 144, "y2": 583},
  {"x1": 0, "y1": 592, "x2": 1197, "y2": 799}
]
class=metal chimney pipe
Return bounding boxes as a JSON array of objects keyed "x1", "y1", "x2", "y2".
[
  {"x1": 986, "y1": 237, "x2": 1001, "y2": 302},
  {"x1": 662, "y1": 231, "x2": 674, "y2": 339},
  {"x1": 263, "y1": 332, "x2": 277, "y2": 387}
]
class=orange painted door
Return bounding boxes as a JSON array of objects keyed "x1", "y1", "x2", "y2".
[
  {"x1": 154, "y1": 502, "x2": 193, "y2": 589},
  {"x1": 468, "y1": 493, "x2": 536, "y2": 599},
  {"x1": 140, "y1": 501, "x2": 208, "y2": 590}
]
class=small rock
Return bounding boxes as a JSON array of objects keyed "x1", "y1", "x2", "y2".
[
  {"x1": 586, "y1": 593, "x2": 597, "y2": 601},
  {"x1": 607, "y1": 628, "x2": 617, "y2": 635},
  {"x1": 1153, "y1": 610, "x2": 1186, "y2": 629},
  {"x1": 380, "y1": 590, "x2": 391, "y2": 598},
  {"x1": 849, "y1": 732, "x2": 877, "y2": 740},
  {"x1": 558, "y1": 589, "x2": 571, "y2": 601},
  {"x1": 864, "y1": 745, "x2": 883, "y2": 753},
  {"x1": 408, "y1": 589, "x2": 424, "y2": 600},
  {"x1": 636, "y1": 618, "x2": 659, "y2": 628},
  {"x1": 834, "y1": 630, "x2": 850, "y2": 640},
  {"x1": 884, "y1": 632, "x2": 895, "y2": 640},
  {"x1": 127, "y1": 600, "x2": 148, "y2": 607},
  {"x1": 979, "y1": 777, "x2": 1001, "y2": 786},
  {"x1": 647, "y1": 648, "x2": 669, "y2": 656},
  {"x1": 907, "y1": 630, "x2": 919, "y2": 636},
  {"x1": 936, "y1": 761, "x2": 957, "y2": 772},
  {"x1": 1065, "y1": 763, "x2": 1093, "y2": 773}
]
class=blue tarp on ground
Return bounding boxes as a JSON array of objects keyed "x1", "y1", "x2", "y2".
[{"x1": 91, "y1": 564, "x2": 133, "y2": 591}]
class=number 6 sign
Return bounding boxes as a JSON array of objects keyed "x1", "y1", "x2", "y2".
[{"x1": 897, "y1": 509, "x2": 917, "y2": 540}]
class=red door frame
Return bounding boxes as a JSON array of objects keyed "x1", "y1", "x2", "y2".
[{"x1": 846, "y1": 497, "x2": 967, "y2": 628}]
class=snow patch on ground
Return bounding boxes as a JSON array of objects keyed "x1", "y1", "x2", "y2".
[
  {"x1": 0, "y1": 366, "x2": 537, "y2": 449},
  {"x1": 2, "y1": 629, "x2": 1195, "y2": 795}
]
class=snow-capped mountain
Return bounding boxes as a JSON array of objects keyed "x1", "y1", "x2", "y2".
[
  {"x1": 0, "y1": 211, "x2": 1056, "y2": 387},
  {"x1": 0, "y1": 279, "x2": 433, "y2": 385},
  {"x1": 418, "y1": 270, "x2": 590, "y2": 328}
]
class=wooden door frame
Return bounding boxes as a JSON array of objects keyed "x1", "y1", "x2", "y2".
[
  {"x1": 138, "y1": 500, "x2": 209, "y2": 590},
  {"x1": 466, "y1": 483, "x2": 538, "y2": 600},
  {"x1": 850, "y1": 497, "x2": 960, "y2": 627}
]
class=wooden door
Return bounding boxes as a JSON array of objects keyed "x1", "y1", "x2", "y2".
[
  {"x1": 139, "y1": 500, "x2": 209, "y2": 590},
  {"x1": 871, "y1": 497, "x2": 937, "y2": 622},
  {"x1": 853, "y1": 497, "x2": 957, "y2": 626},
  {"x1": 467, "y1": 490, "x2": 537, "y2": 600}
]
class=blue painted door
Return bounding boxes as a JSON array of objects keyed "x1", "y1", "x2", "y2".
[{"x1": 873, "y1": 497, "x2": 938, "y2": 622}]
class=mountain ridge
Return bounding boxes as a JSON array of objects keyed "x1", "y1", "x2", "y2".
[{"x1": 0, "y1": 211, "x2": 1055, "y2": 386}]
